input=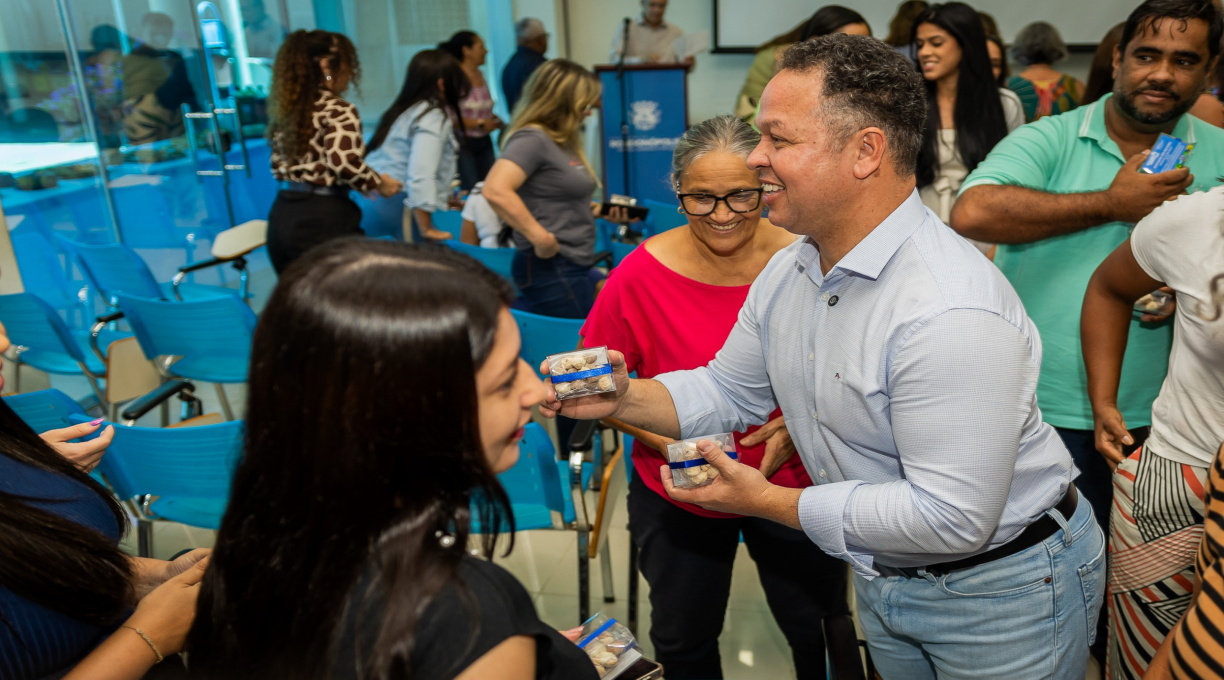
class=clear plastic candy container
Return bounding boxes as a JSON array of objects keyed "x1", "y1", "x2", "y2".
[
  {"x1": 666, "y1": 433, "x2": 738, "y2": 489},
  {"x1": 547, "y1": 346, "x2": 615, "y2": 400},
  {"x1": 576, "y1": 612, "x2": 641, "y2": 679}
]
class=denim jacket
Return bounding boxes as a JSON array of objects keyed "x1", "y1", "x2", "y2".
[{"x1": 367, "y1": 101, "x2": 459, "y2": 212}]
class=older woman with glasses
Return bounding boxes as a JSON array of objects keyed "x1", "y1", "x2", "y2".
[{"x1": 580, "y1": 116, "x2": 849, "y2": 680}]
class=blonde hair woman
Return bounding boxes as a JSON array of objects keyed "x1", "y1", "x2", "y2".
[{"x1": 483, "y1": 60, "x2": 603, "y2": 318}]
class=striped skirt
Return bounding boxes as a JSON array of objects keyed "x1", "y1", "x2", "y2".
[{"x1": 1106, "y1": 446, "x2": 1208, "y2": 679}]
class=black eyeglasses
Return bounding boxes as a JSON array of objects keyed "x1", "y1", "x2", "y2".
[{"x1": 676, "y1": 188, "x2": 764, "y2": 216}]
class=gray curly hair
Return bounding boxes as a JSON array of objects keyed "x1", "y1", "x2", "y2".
[
  {"x1": 670, "y1": 115, "x2": 760, "y2": 189},
  {"x1": 1011, "y1": 21, "x2": 1068, "y2": 66},
  {"x1": 777, "y1": 34, "x2": 926, "y2": 176}
]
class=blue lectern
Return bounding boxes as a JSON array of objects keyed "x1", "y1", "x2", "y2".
[{"x1": 596, "y1": 64, "x2": 688, "y2": 207}]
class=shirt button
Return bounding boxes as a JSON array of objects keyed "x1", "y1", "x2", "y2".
[
  {"x1": 813, "y1": 412, "x2": 819, "y2": 420},
  {"x1": 808, "y1": 353, "x2": 814, "y2": 361},
  {"x1": 820, "y1": 293, "x2": 830, "y2": 301},
  {"x1": 819, "y1": 469, "x2": 827, "y2": 478},
  {"x1": 828, "y1": 295, "x2": 839, "y2": 307}
]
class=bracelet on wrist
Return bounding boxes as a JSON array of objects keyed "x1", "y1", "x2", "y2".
[{"x1": 123, "y1": 625, "x2": 164, "y2": 664}]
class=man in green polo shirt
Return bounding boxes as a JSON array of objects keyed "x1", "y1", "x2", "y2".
[{"x1": 952, "y1": 0, "x2": 1224, "y2": 662}]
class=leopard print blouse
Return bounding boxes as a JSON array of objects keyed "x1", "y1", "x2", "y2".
[{"x1": 270, "y1": 90, "x2": 382, "y2": 191}]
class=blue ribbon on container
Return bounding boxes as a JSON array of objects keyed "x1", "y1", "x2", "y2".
[
  {"x1": 668, "y1": 451, "x2": 738, "y2": 469},
  {"x1": 576, "y1": 618, "x2": 619, "y2": 649},
  {"x1": 553, "y1": 365, "x2": 613, "y2": 382}
]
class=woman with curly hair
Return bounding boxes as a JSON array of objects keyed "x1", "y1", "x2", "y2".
[{"x1": 265, "y1": 30, "x2": 402, "y2": 274}]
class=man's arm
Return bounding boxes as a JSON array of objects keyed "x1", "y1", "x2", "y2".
[
  {"x1": 1081, "y1": 238, "x2": 1163, "y2": 467},
  {"x1": 952, "y1": 150, "x2": 1191, "y2": 244}
]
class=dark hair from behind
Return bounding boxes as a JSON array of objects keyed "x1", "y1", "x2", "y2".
[
  {"x1": 886, "y1": 0, "x2": 930, "y2": 46},
  {"x1": 912, "y1": 2, "x2": 1010, "y2": 189},
  {"x1": 1011, "y1": 21, "x2": 1069, "y2": 66},
  {"x1": 187, "y1": 239, "x2": 516, "y2": 679},
  {"x1": 1120, "y1": 0, "x2": 1223, "y2": 61},
  {"x1": 438, "y1": 30, "x2": 479, "y2": 62},
  {"x1": 778, "y1": 34, "x2": 927, "y2": 175},
  {"x1": 801, "y1": 6, "x2": 870, "y2": 41},
  {"x1": 367, "y1": 50, "x2": 471, "y2": 153},
  {"x1": 268, "y1": 30, "x2": 361, "y2": 162},
  {"x1": 0, "y1": 401, "x2": 132, "y2": 627},
  {"x1": 1083, "y1": 22, "x2": 1126, "y2": 104}
]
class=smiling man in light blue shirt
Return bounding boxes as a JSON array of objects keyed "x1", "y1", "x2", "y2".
[{"x1": 544, "y1": 35, "x2": 1103, "y2": 679}]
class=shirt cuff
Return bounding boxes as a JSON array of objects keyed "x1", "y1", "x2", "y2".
[
  {"x1": 653, "y1": 369, "x2": 718, "y2": 439},
  {"x1": 798, "y1": 482, "x2": 879, "y2": 579}
]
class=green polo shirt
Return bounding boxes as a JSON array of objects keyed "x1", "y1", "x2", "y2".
[{"x1": 960, "y1": 94, "x2": 1224, "y2": 430}]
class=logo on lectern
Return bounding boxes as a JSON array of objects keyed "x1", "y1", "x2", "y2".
[{"x1": 631, "y1": 100, "x2": 661, "y2": 131}]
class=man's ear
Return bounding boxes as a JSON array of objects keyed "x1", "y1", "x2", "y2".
[{"x1": 852, "y1": 127, "x2": 887, "y2": 179}]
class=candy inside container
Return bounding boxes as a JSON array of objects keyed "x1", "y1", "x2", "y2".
[
  {"x1": 576, "y1": 612, "x2": 641, "y2": 679},
  {"x1": 547, "y1": 346, "x2": 616, "y2": 400},
  {"x1": 665, "y1": 433, "x2": 738, "y2": 489}
]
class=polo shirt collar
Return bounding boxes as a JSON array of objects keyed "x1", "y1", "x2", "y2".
[
  {"x1": 1080, "y1": 93, "x2": 1199, "y2": 162},
  {"x1": 792, "y1": 190, "x2": 926, "y2": 283}
]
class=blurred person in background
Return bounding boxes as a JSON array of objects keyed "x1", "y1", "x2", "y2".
[
  {"x1": 440, "y1": 31, "x2": 504, "y2": 190},
  {"x1": 736, "y1": 6, "x2": 870, "y2": 124},
  {"x1": 1083, "y1": 22, "x2": 1127, "y2": 104},
  {"x1": 265, "y1": 30, "x2": 400, "y2": 274},
  {"x1": 1007, "y1": 22, "x2": 1084, "y2": 122},
  {"x1": 885, "y1": 0, "x2": 930, "y2": 60},
  {"x1": 986, "y1": 34, "x2": 1010, "y2": 85},
  {"x1": 502, "y1": 18, "x2": 549, "y2": 113},
  {"x1": 367, "y1": 49, "x2": 468, "y2": 243}
]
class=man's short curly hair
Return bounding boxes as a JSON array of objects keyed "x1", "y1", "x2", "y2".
[{"x1": 777, "y1": 34, "x2": 926, "y2": 176}]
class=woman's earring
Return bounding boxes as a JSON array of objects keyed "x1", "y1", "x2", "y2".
[
  {"x1": 325, "y1": 73, "x2": 333, "y2": 82},
  {"x1": 435, "y1": 530, "x2": 456, "y2": 548},
  {"x1": 676, "y1": 206, "x2": 685, "y2": 214}
]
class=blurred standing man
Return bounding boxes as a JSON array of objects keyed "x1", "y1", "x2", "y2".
[
  {"x1": 952, "y1": 1, "x2": 1224, "y2": 665},
  {"x1": 545, "y1": 34, "x2": 1104, "y2": 680},
  {"x1": 502, "y1": 18, "x2": 548, "y2": 112},
  {"x1": 610, "y1": 0, "x2": 690, "y2": 65}
]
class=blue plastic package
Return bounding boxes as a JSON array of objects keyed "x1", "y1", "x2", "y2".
[{"x1": 1140, "y1": 133, "x2": 1193, "y2": 174}]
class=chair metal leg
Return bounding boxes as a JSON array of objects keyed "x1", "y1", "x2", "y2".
[
  {"x1": 215, "y1": 383, "x2": 234, "y2": 421},
  {"x1": 600, "y1": 538, "x2": 615, "y2": 603},
  {"x1": 627, "y1": 535, "x2": 639, "y2": 634},
  {"x1": 578, "y1": 530, "x2": 591, "y2": 625},
  {"x1": 137, "y1": 518, "x2": 154, "y2": 558}
]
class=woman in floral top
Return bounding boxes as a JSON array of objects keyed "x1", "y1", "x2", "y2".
[{"x1": 265, "y1": 30, "x2": 401, "y2": 274}]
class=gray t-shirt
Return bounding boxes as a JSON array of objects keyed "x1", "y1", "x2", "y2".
[{"x1": 500, "y1": 128, "x2": 598, "y2": 265}]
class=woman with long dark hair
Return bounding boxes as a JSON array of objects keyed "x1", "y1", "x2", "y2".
[
  {"x1": 367, "y1": 50, "x2": 469, "y2": 242},
  {"x1": 0, "y1": 321, "x2": 209, "y2": 680},
  {"x1": 439, "y1": 31, "x2": 503, "y2": 189},
  {"x1": 914, "y1": 2, "x2": 1022, "y2": 254},
  {"x1": 265, "y1": 30, "x2": 402, "y2": 274},
  {"x1": 186, "y1": 240, "x2": 598, "y2": 680},
  {"x1": 735, "y1": 6, "x2": 870, "y2": 124}
]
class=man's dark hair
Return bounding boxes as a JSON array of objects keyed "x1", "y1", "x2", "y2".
[
  {"x1": 778, "y1": 34, "x2": 926, "y2": 176},
  {"x1": 1120, "y1": 0, "x2": 1223, "y2": 60}
]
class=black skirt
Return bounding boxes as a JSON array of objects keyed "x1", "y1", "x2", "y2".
[{"x1": 266, "y1": 190, "x2": 363, "y2": 274}]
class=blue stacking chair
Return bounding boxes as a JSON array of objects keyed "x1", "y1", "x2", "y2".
[
  {"x1": 109, "y1": 181, "x2": 204, "y2": 259},
  {"x1": 431, "y1": 210, "x2": 464, "y2": 240},
  {"x1": 65, "y1": 240, "x2": 236, "y2": 308},
  {"x1": 113, "y1": 294, "x2": 256, "y2": 421},
  {"x1": 510, "y1": 309, "x2": 583, "y2": 372},
  {"x1": 0, "y1": 293, "x2": 128, "y2": 409},
  {"x1": 11, "y1": 231, "x2": 88, "y2": 326},
  {"x1": 472, "y1": 422, "x2": 574, "y2": 533},
  {"x1": 355, "y1": 192, "x2": 405, "y2": 241},
  {"x1": 444, "y1": 240, "x2": 518, "y2": 295},
  {"x1": 5, "y1": 388, "x2": 111, "y2": 486},
  {"x1": 73, "y1": 414, "x2": 244, "y2": 556},
  {"x1": 641, "y1": 198, "x2": 686, "y2": 237},
  {"x1": 611, "y1": 240, "x2": 637, "y2": 267}
]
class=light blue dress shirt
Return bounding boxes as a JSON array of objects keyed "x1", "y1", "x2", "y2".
[
  {"x1": 366, "y1": 101, "x2": 459, "y2": 213},
  {"x1": 654, "y1": 191, "x2": 1077, "y2": 579}
]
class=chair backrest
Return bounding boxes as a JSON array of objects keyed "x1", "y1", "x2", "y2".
[
  {"x1": 497, "y1": 422, "x2": 566, "y2": 514},
  {"x1": 641, "y1": 198, "x2": 686, "y2": 236},
  {"x1": 510, "y1": 308, "x2": 584, "y2": 375},
  {"x1": 109, "y1": 182, "x2": 181, "y2": 249},
  {"x1": 66, "y1": 241, "x2": 164, "y2": 302},
  {"x1": 114, "y1": 293, "x2": 256, "y2": 364},
  {"x1": 11, "y1": 231, "x2": 77, "y2": 309},
  {"x1": 355, "y1": 191, "x2": 405, "y2": 241},
  {"x1": 4, "y1": 389, "x2": 86, "y2": 433},
  {"x1": 444, "y1": 240, "x2": 517, "y2": 293},
  {"x1": 611, "y1": 240, "x2": 637, "y2": 267},
  {"x1": 0, "y1": 293, "x2": 85, "y2": 363},
  {"x1": 431, "y1": 210, "x2": 463, "y2": 239},
  {"x1": 87, "y1": 416, "x2": 244, "y2": 504}
]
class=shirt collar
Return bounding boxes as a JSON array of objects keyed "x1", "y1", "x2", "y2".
[
  {"x1": 795, "y1": 190, "x2": 926, "y2": 282},
  {"x1": 637, "y1": 15, "x2": 669, "y2": 29},
  {"x1": 1080, "y1": 93, "x2": 1199, "y2": 162}
]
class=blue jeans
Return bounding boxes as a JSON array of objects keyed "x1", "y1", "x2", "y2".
[
  {"x1": 855, "y1": 491, "x2": 1106, "y2": 679},
  {"x1": 511, "y1": 250, "x2": 600, "y2": 319}
]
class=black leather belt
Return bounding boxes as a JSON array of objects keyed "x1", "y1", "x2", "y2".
[
  {"x1": 880, "y1": 485, "x2": 1079, "y2": 578},
  {"x1": 278, "y1": 180, "x2": 350, "y2": 196}
]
